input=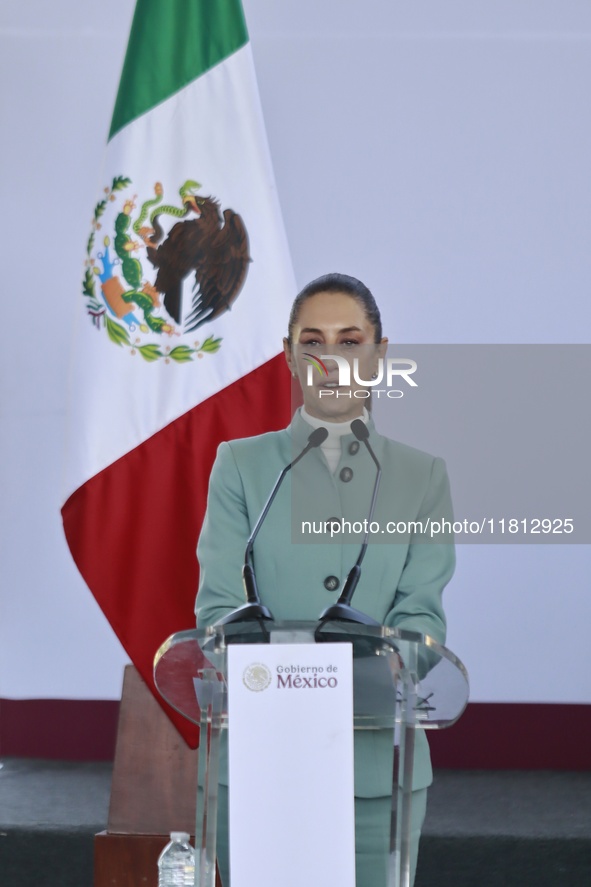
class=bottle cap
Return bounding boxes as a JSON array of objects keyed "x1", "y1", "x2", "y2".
[{"x1": 170, "y1": 832, "x2": 190, "y2": 843}]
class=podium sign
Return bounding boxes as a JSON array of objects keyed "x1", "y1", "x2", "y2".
[
  {"x1": 227, "y1": 642, "x2": 355, "y2": 887},
  {"x1": 154, "y1": 620, "x2": 469, "y2": 887}
]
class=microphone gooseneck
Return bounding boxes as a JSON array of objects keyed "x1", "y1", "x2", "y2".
[
  {"x1": 217, "y1": 426, "x2": 328, "y2": 627},
  {"x1": 317, "y1": 418, "x2": 382, "y2": 629}
]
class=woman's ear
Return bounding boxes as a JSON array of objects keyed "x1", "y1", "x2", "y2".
[
  {"x1": 283, "y1": 337, "x2": 297, "y2": 377},
  {"x1": 378, "y1": 336, "x2": 389, "y2": 360}
]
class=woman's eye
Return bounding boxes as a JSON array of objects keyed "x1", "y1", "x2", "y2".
[
  {"x1": 341, "y1": 340, "x2": 360, "y2": 348},
  {"x1": 302, "y1": 339, "x2": 322, "y2": 349}
]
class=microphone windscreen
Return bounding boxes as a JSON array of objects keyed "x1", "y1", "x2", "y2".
[
  {"x1": 350, "y1": 418, "x2": 369, "y2": 441},
  {"x1": 308, "y1": 426, "x2": 329, "y2": 447}
]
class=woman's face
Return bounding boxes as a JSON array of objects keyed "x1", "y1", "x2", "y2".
[{"x1": 283, "y1": 290, "x2": 388, "y2": 423}]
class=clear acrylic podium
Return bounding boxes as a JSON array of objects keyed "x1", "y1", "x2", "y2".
[{"x1": 154, "y1": 620, "x2": 468, "y2": 887}]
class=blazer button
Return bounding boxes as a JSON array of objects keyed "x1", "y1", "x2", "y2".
[
  {"x1": 348, "y1": 441, "x2": 360, "y2": 455},
  {"x1": 324, "y1": 575, "x2": 340, "y2": 591},
  {"x1": 326, "y1": 516, "x2": 340, "y2": 533},
  {"x1": 339, "y1": 466, "x2": 354, "y2": 483}
]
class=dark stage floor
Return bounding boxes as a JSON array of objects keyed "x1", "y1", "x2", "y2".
[{"x1": 1, "y1": 758, "x2": 590, "y2": 886}]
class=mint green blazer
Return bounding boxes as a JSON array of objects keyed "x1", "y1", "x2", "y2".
[{"x1": 195, "y1": 410, "x2": 455, "y2": 794}]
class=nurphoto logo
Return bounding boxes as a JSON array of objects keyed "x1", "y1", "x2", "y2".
[{"x1": 303, "y1": 352, "x2": 418, "y2": 399}]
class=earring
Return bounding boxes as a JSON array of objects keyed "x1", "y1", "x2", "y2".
[
  {"x1": 292, "y1": 371, "x2": 297, "y2": 378},
  {"x1": 371, "y1": 371, "x2": 378, "y2": 380}
]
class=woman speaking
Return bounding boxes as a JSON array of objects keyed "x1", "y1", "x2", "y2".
[{"x1": 195, "y1": 273, "x2": 455, "y2": 887}]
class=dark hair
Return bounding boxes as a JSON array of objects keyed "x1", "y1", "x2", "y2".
[{"x1": 287, "y1": 273, "x2": 383, "y2": 344}]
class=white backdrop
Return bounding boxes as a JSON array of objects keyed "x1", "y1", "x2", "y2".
[{"x1": 1, "y1": 0, "x2": 590, "y2": 702}]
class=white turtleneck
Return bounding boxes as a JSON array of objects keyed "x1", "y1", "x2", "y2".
[{"x1": 301, "y1": 407, "x2": 369, "y2": 473}]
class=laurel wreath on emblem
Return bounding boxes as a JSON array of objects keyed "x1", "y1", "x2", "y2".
[
  {"x1": 242, "y1": 663, "x2": 272, "y2": 692},
  {"x1": 83, "y1": 176, "x2": 251, "y2": 363}
]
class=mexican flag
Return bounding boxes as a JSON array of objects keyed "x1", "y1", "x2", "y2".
[{"x1": 62, "y1": 0, "x2": 295, "y2": 741}]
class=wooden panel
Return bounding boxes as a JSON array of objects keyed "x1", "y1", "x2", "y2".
[
  {"x1": 107, "y1": 665, "x2": 198, "y2": 835},
  {"x1": 95, "y1": 832, "x2": 223, "y2": 887},
  {"x1": 95, "y1": 831, "x2": 168, "y2": 887}
]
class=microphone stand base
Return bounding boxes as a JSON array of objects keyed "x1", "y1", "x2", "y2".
[
  {"x1": 316, "y1": 603, "x2": 380, "y2": 628},
  {"x1": 216, "y1": 602, "x2": 274, "y2": 626}
]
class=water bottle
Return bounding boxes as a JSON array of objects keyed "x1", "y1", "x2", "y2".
[{"x1": 158, "y1": 832, "x2": 196, "y2": 887}]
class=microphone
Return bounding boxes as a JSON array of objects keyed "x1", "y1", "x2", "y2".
[
  {"x1": 317, "y1": 418, "x2": 382, "y2": 628},
  {"x1": 217, "y1": 426, "x2": 329, "y2": 626}
]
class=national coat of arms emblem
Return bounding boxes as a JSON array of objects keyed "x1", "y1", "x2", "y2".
[
  {"x1": 83, "y1": 177, "x2": 250, "y2": 362},
  {"x1": 242, "y1": 663, "x2": 272, "y2": 692}
]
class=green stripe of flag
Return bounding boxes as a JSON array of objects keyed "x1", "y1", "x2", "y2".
[{"x1": 109, "y1": 0, "x2": 249, "y2": 140}]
